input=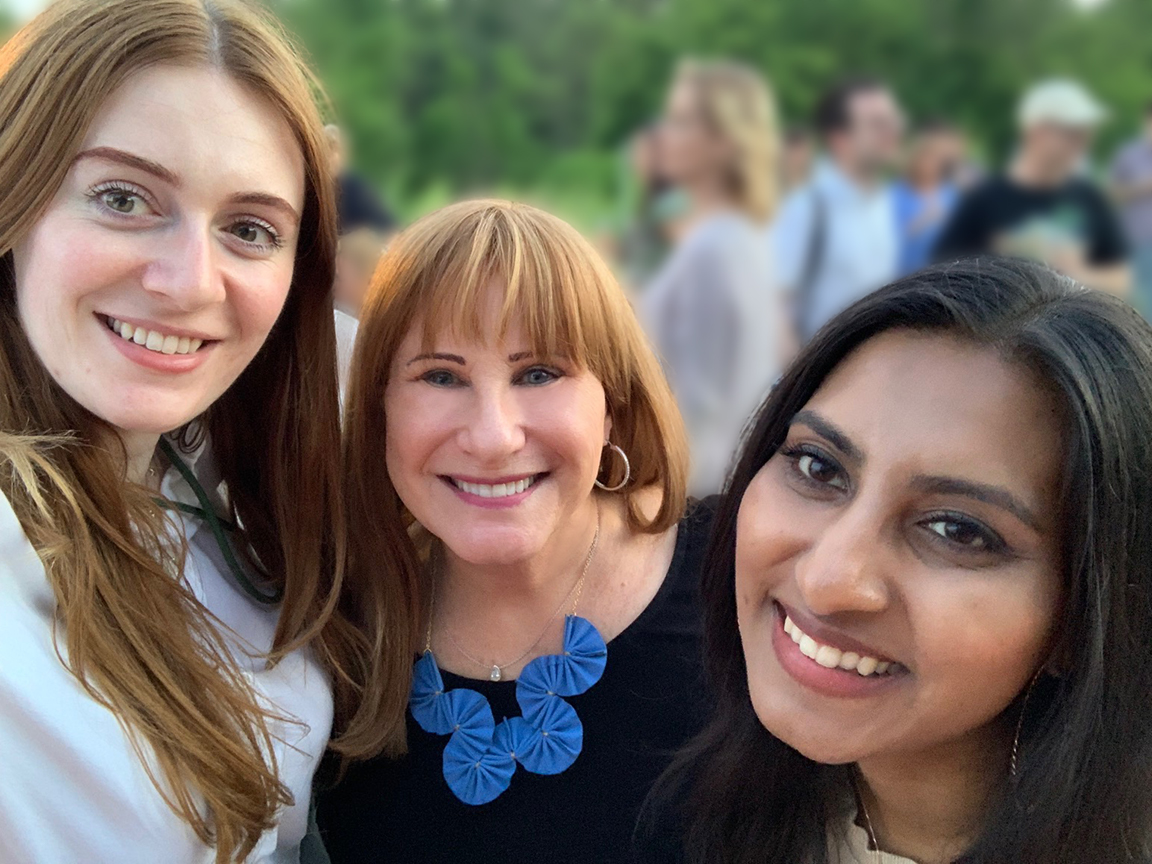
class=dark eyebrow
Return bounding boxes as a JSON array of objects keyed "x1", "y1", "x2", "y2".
[
  {"x1": 228, "y1": 192, "x2": 300, "y2": 227},
  {"x1": 791, "y1": 410, "x2": 864, "y2": 463},
  {"x1": 406, "y1": 352, "x2": 466, "y2": 366},
  {"x1": 910, "y1": 475, "x2": 1042, "y2": 531},
  {"x1": 73, "y1": 147, "x2": 179, "y2": 185}
]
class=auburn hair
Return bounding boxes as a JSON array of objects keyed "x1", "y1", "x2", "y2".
[
  {"x1": 674, "y1": 58, "x2": 781, "y2": 223},
  {"x1": 0, "y1": 0, "x2": 392, "y2": 859},
  {"x1": 339, "y1": 199, "x2": 690, "y2": 754}
]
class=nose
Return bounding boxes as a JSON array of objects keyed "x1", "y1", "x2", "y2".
[
  {"x1": 457, "y1": 382, "x2": 526, "y2": 462},
  {"x1": 140, "y1": 221, "x2": 225, "y2": 310},
  {"x1": 794, "y1": 500, "x2": 890, "y2": 618}
]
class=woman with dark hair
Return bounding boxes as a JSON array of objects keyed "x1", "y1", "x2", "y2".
[{"x1": 651, "y1": 257, "x2": 1152, "y2": 863}]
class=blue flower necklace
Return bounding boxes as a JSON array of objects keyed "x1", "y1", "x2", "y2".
[{"x1": 410, "y1": 511, "x2": 607, "y2": 805}]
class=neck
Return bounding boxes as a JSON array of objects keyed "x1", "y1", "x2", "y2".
[
  {"x1": 683, "y1": 173, "x2": 736, "y2": 220},
  {"x1": 855, "y1": 722, "x2": 1010, "y2": 864},
  {"x1": 832, "y1": 152, "x2": 877, "y2": 188},
  {"x1": 117, "y1": 429, "x2": 162, "y2": 486},
  {"x1": 1009, "y1": 152, "x2": 1067, "y2": 189},
  {"x1": 439, "y1": 495, "x2": 600, "y2": 608}
]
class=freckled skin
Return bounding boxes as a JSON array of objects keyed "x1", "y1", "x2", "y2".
[{"x1": 736, "y1": 331, "x2": 1064, "y2": 765}]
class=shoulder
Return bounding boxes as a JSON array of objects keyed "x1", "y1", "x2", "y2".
[{"x1": 664, "y1": 496, "x2": 720, "y2": 589}]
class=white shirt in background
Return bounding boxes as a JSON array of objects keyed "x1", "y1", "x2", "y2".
[
  {"x1": 774, "y1": 159, "x2": 899, "y2": 336},
  {"x1": 643, "y1": 210, "x2": 782, "y2": 495},
  {"x1": 0, "y1": 440, "x2": 333, "y2": 863}
]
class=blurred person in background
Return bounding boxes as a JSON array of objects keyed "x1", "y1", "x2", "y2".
[
  {"x1": 781, "y1": 125, "x2": 816, "y2": 195},
  {"x1": 642, "y1": 58, "x2": 782, "y2": 496},
  {"x1": 616, "y1": 123, "x2": 689, "y2": 291},
  {"x1": 893, "y1": 120, "x2": 961, "y2": 274},
  {"x1": 939, "y1": 124, "x2": 986, "y2": 191},
  {"x1": 774, "y1": 76, "x2": 905, "y2": 342},
  {"x1": 1109, "y1": 100, "x2": 1152, "y2": 317},
  {"x1": 935, "y1": 79, "x2": 1130, "y2": 297}
]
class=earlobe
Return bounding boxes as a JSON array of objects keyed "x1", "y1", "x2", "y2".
[{"x1": 602, "y1": 412, "x2": 612, "y2": 445}]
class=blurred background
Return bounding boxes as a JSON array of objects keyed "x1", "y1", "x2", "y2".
[
  {"x1": 1, "y1": 0, "x2": 1143, "y2": 230},
  {"x1": 4, "y1": 0, "x2": 1152, "y2": 491}
]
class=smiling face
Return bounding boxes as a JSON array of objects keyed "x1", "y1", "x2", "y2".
[
  {"x1": 13, "y1": 64, "x2": 305, "y2": 439},
  {"x1": 735, "y1": 330, "x2": 1065, "y2": 765},
  {"x1": 384, "y1": 285, "x2": 611, "y2": 566}
]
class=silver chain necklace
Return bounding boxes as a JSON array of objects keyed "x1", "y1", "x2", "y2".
[{"x1": 425, "y1": 507, "x2": 601, "y2": 682}]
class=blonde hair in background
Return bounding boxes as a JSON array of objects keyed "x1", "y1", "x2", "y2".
[
  {"x1": 342, "y1": 199, "x2": 691, "y2": 727},
  {"x1": 676, "y1": 58, "x2": 781, "y2": 223},
  {"x1": 0, "y1": 1, "x2": 389, "y2": 859}
]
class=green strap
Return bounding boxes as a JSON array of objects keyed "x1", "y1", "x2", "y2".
[{"x1": 156, "y1": 438, "x2": 283, "y2": 605}]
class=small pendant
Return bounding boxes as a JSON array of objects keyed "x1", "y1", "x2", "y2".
[{"x1": 490, "y1": 665, "x2": 502, "y2": 682}]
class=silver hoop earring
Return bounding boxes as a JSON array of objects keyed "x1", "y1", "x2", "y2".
[{"x1": 594, "y1": 442, "x2": 631, "y2": 492}]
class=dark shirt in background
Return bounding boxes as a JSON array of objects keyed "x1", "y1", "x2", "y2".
[{"x1": 934, "y1": 174, "x2": 1128, "y2": 265}]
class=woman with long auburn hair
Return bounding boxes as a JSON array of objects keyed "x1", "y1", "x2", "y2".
[
  {"x1": 317, "y1": 199, "x2": 715, "y2": 862},
  {"x1": 647, "y1": 258, "x2": 1152, "y2": 863},
  {"x1": 0, "y1": 1, "x2": 406, "y2": 861}
]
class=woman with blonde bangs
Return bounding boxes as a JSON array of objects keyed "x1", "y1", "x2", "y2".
[
  {"x1": 318, "y1": 199, "x2": 717, "y2": 862},
  {"x1": 0, "y1": 1, "x2": 405, "y2": 861},
  {"x1": 643, "y1": 58, "x2": 786, "y2": 496}
]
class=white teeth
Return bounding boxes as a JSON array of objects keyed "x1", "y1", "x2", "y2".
[
  {"x1": 454, "y1": 476, "x2": 538, "y2": 499},
  {"x1": 783, "y1": 615, "x2": 895, "y2": 679},
  {"x1": 106, "y1": 316, "x2": 204, "y2": 355}
]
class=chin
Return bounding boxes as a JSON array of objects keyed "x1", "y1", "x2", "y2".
[{"x1": 751, "y1": 702, "x2": 866, "y2": 766}]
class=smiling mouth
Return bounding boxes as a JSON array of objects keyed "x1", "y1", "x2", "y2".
[
  {"x1": 104, "y1": 315, "x2": 207, "y2": 356},
  {"x1": 784, "y1": 614, "x2": 904, "y2": 678},
  {"x1": 444, "y1": 473, "x2": 546, "y2": 499}
]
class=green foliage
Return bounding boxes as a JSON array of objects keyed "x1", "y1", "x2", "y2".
[{"x1": 274, "y1": 0, "x2": 1152, "y2": 228}]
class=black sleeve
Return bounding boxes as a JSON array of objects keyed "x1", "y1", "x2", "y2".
[
  {"x1": 1082, "y1": 184, "x2": 1130, "y2": 265},
  {"x1": 932, "y1": 185, "x2": 990, "y2": 262}
]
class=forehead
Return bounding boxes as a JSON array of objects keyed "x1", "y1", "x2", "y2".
[
  {"x1": 79, "y1": 64, "x2": 304, "y2": 209},
  {"x1": 802, "y1": 331, "x2": 1065, "y2": 511}
]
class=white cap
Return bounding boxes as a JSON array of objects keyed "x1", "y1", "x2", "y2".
[{"x1": 1018, "y1": 79, "x2": 1109, "y2": 129}]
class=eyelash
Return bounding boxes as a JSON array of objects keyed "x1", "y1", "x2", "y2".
[
  {"x1": 86, "y1": 181, "x2": 283, "y2": 251},
  {"x1": 417, "y1": 364, "x2": 564, "y2": 388},
  {"x1": 778, "y1": 443, "x2": 1010, "y2": 556},
  {"x1": 87, "y1": 181, "x2": 153, "y2": 215}
]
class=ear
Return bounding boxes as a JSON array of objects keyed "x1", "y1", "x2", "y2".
[{"x1": 603, "y1": 410, "x2": 613, "y2": 445}]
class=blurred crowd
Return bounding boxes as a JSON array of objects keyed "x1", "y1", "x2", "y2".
[{"x1": 329, "y1": 62, "x2": 1152, "y2": 499}]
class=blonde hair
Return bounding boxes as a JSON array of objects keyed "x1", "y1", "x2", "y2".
[
  {"x1": 0, "y1": 1, "x2": 389, "y2": 859},
  {"x1": 341, "y1": 200, "x2": 690, "y2": 747},
  {"x1": 676, "y1": 58, "x2": 781, "y2": 223}
]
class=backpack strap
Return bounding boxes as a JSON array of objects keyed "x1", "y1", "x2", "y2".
[{"x1": 795, "y1": 186, "x2": 827, "y2": 341}]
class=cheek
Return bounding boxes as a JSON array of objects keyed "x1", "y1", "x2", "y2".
[
  {"x1": 734, "y1": 464, "x2": 815, "y2": 605},
  {"x1": 907, "y1": 571, "x2": 1059, "y2": 728},
  {"x1": 228, "y1": 262, "x2": 295, "y2": 342}
]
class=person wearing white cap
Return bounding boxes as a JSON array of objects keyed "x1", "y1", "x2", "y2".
[{"x1": 935, "y1": 78, "x2": 1131, "y2": 297}]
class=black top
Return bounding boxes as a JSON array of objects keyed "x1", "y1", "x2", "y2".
[
  {"x1": 316, "y1": 498, "x2": 717, "y2": 864},
  {"x1": 933, "y1": 173, "x2": 1128, "y2": 265}
]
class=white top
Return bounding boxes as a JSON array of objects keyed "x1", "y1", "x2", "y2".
[
  {"x1": 773, "y1": 160, "x2": 899, "y2": 335},
  {"x1": 642, "y1": 210, "x2": 783, "y2": 495},
  {"x1": 0, "y1": 441, "x2": 333, "y2": 863},
  {"x1": 830, "y1": 817, "x2": 918, "y2": 864},
  {"x1": 333, "y1": 308, "x2": 359, "y2": 402}
]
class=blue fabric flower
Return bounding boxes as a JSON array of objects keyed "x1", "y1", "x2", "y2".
[{"x1": 409, "y1": 615, "x2": 608, "y2": 805}]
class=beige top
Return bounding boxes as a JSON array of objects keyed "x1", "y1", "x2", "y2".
[{"x1": 830, "y1": 817, "x2": 919, "y2": 864}]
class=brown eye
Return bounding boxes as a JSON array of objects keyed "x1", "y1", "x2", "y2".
[{"x1": 796, "y1": 453, "x2": 847, "y2": 489}]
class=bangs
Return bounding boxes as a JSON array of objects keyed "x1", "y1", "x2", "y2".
[{"x1": 411, "y1": 203, "x2": 618, "y2": 373}]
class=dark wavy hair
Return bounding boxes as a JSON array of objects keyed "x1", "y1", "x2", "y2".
[{"x1": 660, "y1": 258, "x2": 1152, "y2": 863}]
